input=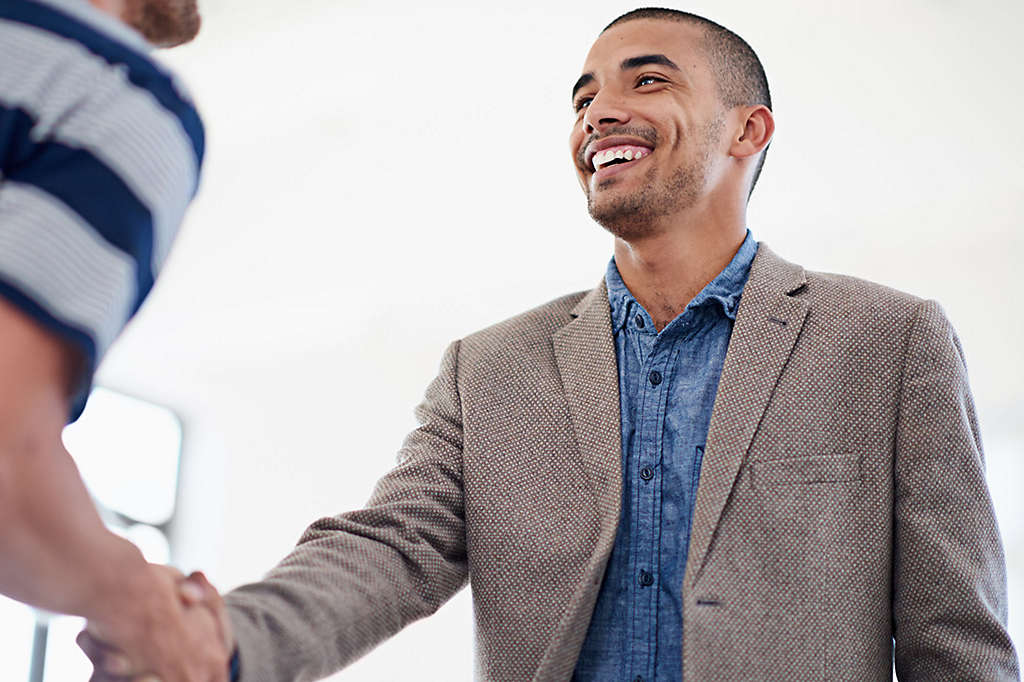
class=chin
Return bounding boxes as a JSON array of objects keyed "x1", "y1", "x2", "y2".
[{"x1": 587, "y1": 193, "x2": 663, "y2": 242}]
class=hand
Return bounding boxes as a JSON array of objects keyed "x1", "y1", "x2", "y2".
[{"x1": 77, "y1": 565, "x2": 233, "y2": 682}]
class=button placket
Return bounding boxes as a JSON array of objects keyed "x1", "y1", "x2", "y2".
[{"x1": 628, "y1": 337, "x2": 667, "y2": 681}]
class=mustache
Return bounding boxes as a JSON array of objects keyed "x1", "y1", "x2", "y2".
[{"x1": 577, "y1": 126, "x2": 659, "y2": 168}]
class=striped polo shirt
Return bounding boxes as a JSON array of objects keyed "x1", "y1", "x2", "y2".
[{"x1": 0, "y1": 0, "x2": 204, "y2": 419}]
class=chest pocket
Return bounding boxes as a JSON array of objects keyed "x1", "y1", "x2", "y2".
[{"x1": 750, "y1": 452, "x2": 861, "y2": 487}]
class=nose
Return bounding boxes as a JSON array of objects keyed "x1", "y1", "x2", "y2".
[{"x1": 583, "y1": 89, "x2": 632, "y2": 135}]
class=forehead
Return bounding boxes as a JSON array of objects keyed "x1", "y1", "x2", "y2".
[{"x1": 581, "y1": 19, "x2": 709, "y2": 80}]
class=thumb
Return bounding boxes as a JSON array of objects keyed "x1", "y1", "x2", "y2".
[
  {"x1": 177, "y1": 577, "x2": 206, "y2": 605},
  {"x1": 184, "y1": 571, "x2": 234, "y2": 651}
]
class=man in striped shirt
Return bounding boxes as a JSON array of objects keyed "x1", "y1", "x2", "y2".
[{"x1": 0, "y1": 0, "x2": 231, "y2": 679}]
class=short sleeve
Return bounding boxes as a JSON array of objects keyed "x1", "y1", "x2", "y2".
[{"x1": 0, "y1": 0, "x2": 204, "y2": 419}]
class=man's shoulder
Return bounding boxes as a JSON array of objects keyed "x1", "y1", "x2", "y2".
[
  {"x1": 0, "y1": 0, "x2": 204, "y2": 166},
  {"x1": 802, "y1": 268, "x2": 923, "y2": 313},
  {"x1": 0, "y1": 0, "x2": 151, "y2": 56},
  {"x1": 755, "y1": 245, "x2": 925, "y2": 321},
  {"x1": 459, "y1": 289, "x2": 592, "y2": 357}
]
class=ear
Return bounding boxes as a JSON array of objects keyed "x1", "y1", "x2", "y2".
[{"x1": 729, "y1": 105, "x2": 774, "y2": 160}]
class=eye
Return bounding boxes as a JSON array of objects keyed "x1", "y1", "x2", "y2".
[
  {"x1": 574, "y1": 96, "x2": 593, "y2": 113},
  {"x1": 637, "y1": 75, "x2": 666, "y2": 87}
]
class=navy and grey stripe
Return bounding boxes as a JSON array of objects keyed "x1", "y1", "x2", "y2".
[
  {"x1": 0, "y1": 181, "x2": 136, "y2": 356},
  {"x1": 0, "y1": 0, "x2": 205, "y2": 418},
  {"x1": 0, "y1": 0, "x2": 203, "y2": 161}
]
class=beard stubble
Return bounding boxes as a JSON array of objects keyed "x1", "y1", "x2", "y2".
[
  {"x1": 128, "y1": 0, "x2": 201, "y2": 47},
  {"x1": 587, "y1": 115, "x2": 724, "y2": 242}
]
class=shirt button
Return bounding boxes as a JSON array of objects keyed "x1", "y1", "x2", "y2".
[
  {"x1": 640, "y1": 466, "x2": 654, "y2": 481},
  {"x1": 634, "y1": 314, "x2": 645, "y2": 329},
  {"x1": 639, "y1": 570, "x2": 654, "y2": 587},
  {"x1": 648, "y1": 370, "x2": 662, "y2": 386}
]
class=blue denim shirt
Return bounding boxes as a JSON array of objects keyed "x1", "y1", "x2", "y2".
[{"x1": 573, "y1": 232, "x2": 758, "y2": 682}]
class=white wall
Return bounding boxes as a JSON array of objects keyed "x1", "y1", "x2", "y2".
[{"x1": 82, "y1": 0, "x2": 1023, "y2": 678}]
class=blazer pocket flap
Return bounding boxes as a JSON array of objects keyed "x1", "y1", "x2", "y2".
[{"x1": 751, "y1": 452, "x2": 861, "y2": 486}]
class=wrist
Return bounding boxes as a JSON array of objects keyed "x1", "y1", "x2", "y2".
[{"x1": 84, "y1": 552, "x2": 165, "y2": 638}]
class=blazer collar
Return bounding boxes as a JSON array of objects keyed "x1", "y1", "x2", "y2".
[{"x1": 569, "y1": 280, "x2": 609, "y2": 319}]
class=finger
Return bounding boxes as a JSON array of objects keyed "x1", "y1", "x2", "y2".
[
  {"x1": 77, "y1": 629, "x2": 133, "y2": 676},
  {"x1": 85, "y1": 616, "x2": 114, "y2": 644},
  {"x1": 185, "y1": 571, "x2": 221, "y2": 607}
]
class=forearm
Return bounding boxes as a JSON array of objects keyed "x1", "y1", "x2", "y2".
[
  {"x1": 226, "y1": 340, "x2": 470, "y2": 681},
  {"x1": 0, "y1": 297, "x2": 152, "y2": 625},
  {"x1": 0, "y1": 337, "x2": 232, "y2": 680},
  {"x1": 0, "y1": 433, "x2": 151, "y2": 622},
  {"x1": 226, "y1": 511, "x2": 468, "y2": 681}
]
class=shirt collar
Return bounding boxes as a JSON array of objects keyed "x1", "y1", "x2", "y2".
[
  {"x1": 605, "y1": 229, "x2": 758, "y2": 332},
  {"x1": 605, "y1": 256, "x2": 637, "y2": 333}
]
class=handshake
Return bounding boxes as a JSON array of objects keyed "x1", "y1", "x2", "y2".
[{"x1": 77, "y1": 564, "x2": 235, "y2": 682}]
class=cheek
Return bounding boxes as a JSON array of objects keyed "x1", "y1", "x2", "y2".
[
  {"x1": 567, "y1": 139, "x2": 578, "y2": 159},
  {"x1": 568, "y1": 125, "x2": 586, "y2": 160}
]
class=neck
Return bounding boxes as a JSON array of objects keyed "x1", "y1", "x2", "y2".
[
  {"x1": 612, "y1": 202, "x2": 747, "y2": 331},
  {"x1": 87, "y1": 0, "x2": 126, "y2": 21}
]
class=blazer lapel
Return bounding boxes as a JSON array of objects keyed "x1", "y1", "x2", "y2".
[
  {"x1": 533, "y1": 282, "x2": 623, "y2": 680},
  {"x1": 687, "y1": 244, "x2": 809, "y2": 584},
  {"x1": 552, "y1": 281, "x2": 623, "y2": 528}
]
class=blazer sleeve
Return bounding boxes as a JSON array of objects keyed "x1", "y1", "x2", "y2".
[
  {"x1": 224, "y1": 340, "x2": 469, "y2": 682},
  {"x1": 892, "y1": 300, "x2": 1019, "y2": 680}
]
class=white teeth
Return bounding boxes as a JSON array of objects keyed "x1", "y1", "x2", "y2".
[{"x1": 592, "y1": 147, "x2": 649, "y2": 170}]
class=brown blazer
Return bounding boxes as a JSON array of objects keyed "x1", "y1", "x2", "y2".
[{"x1": 225, "y1": 245, "x2": 1019, "y2": 681}]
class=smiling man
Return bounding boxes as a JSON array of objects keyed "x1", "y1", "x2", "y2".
[{"x1": 84, "y1": 7, "x2": 1018, "y2": 682}]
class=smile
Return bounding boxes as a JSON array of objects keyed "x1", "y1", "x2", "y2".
[{"x1": 592, "y1": 145, "x2": 650, "y2": 171}]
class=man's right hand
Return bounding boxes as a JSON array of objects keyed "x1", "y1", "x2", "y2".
[{"x1": 77, "y1": 564, "x2": 232, "y2": 682}]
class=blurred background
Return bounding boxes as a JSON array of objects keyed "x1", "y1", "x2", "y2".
[{"x1": 2, "y1": 0, "x2": 1022, "y2": 679}]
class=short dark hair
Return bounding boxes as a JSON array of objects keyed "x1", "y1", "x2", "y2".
[{"x1": 604, "y1": 8, "x2": 772, "y2": 196}]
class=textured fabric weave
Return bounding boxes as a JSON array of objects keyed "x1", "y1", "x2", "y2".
[
  {"x1": 225, "y1": 245, "x2": 1019, "y2": 681},
  {"x1": 0, "y1": 0, "x2": 203, "y2": 418},
  {"x1": 574, "y1": 232, "x2": 756, "y2": 682}
]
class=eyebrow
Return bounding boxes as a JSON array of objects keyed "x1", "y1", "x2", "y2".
[
  {"x1": 571, "y1": 74, "x2": 594, "y2": 101},
  {"x1": 620, "y1": 54, "x2": 680, "y2": 72},
  {"x1": 571, "y1": 54, "x2": 681, "y2": 101}
]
